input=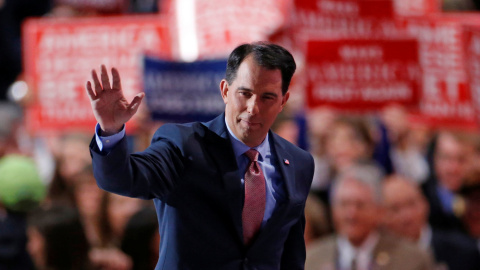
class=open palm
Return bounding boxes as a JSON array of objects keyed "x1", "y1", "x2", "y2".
[{"x1": 86, "y1": 65, "x2": 144, "y2": 135}]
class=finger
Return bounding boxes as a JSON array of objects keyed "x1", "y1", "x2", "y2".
[
  {"x1": 128, "y1": 93, "x2": 145, "y2": 114},
  {"x1": 111, "y1": 67, "x2": 122, "y2": 90},
  {"x1": 86, "y1": 81, "x2": 97, "y2": 100},
  {"x1": 92, "y1": 69, "x2": 103, "y2": 94},
  {"x1": 101, "y1": 65, "x2": 111, "y2": 90}
]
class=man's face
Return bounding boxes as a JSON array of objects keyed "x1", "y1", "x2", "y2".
[
  {"x1": 382, "y1": 178, "x2": 428, "y2": 241},
  {"x1": 220, "y1": 55, "x2": 289, "y2": 147},
  {"x1": 434, "y1": 133, "x2": 469, "y2": 192},
  {"x1": 327, "y1": 123, "x2": 369, "y2": 170},
  {"x1": 332, "y1": 179, "x2": 381, "y2": 246}
]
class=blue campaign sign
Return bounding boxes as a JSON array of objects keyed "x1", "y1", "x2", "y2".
[{"x1": 143, "y1": 56, "x2": 227, "y2": 122}]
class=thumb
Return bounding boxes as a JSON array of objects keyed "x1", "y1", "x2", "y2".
[{"x1": 128, "y1": 93, "x2": 145, "y2": 115}]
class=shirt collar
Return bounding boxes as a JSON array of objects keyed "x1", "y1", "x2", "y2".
[
  {"x1": 337, "y1": 232, "x2": 380, "y2": 269},
  {"x1": 418, "y1": 225, "x2": 432, "y2": 251},
  {"x1": 225, "y1": 117, "x2": 269, "y2": 160}
]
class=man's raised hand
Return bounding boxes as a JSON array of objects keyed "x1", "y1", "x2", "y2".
[{"x1": 86, "y1": 65, "x2": 144, "y2": 136}]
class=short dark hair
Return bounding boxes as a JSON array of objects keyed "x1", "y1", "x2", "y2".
[
  {"x1": 225, "y1": 42, "x2": 296, "y2": 95},
  {"x1": 28, "y1": 205, "x2": 91, "y2": 270}
]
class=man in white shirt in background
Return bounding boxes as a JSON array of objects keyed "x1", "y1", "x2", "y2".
[{"x1": 306, "y1": 164, "x2": 433, "y2": 270}]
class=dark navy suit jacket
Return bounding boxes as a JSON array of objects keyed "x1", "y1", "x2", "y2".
[
  {"x1": 431, "y1": 228, "x2": 480, "y2": 270},
  {"x1": 90, "y1": 114, "x2": 315, "y2": 270}
]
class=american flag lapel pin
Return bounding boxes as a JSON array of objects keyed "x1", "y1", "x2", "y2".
[{"x1": 284, "y1": 159, "x2": 290, "y2": 165}]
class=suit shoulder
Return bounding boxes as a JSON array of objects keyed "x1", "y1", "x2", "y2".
[
  {"x1": 305, "y1": 235, "x2": 337, "y2": 270},
  {"x1": 378, "y1": 231, "x2": 419, "y2": 253},
  {"x1": 432, "y1": 229, "x2": 480, "y2": 257},
  {"x1": 151, "y1": 121, "x2": 206, "y2": 143},
  {"x1": 271, "y1": 132, "x2": 312, "y2": 160},
  {"x1": 376, "y1": 231, "x2": 434, "y2": 268},
  {"x1": 307, "y1": 235, "x2": 337, "y2": 256}
]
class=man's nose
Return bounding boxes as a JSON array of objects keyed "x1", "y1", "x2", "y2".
[{"x1": 247, "y1": 97, "x2": 259, "y2": 115}]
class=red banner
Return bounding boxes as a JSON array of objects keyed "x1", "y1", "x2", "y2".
[
  {"x1": 393, "y1": 0, "x2": 441, "y2": 16},
  {"x1": 23, "y1": 15, "x2": 172, "y2": 134},
  {"x1": 161, "y1": 0, "x2": 290, "y2": 59},
  {"x1": 306, "y1": 39, "x2": 420, "y2": 111},
  {"x1": 397, "y1": 14, "x2": 480, "y2": 129},
  {"x1": 464, "y1": 25, "x2": 480, "y2": 127},
  {"x1": 292, "y1": 0, "x2": 402, "y2": 41}
]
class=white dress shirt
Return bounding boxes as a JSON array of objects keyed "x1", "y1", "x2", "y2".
[{"x1": 337, "y1": 232, "x2": 380, "y2": 270}]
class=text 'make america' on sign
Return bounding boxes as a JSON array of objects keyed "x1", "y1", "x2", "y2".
[{"x1": 23, "y1": 15, "x2": 172, "y2": 134}]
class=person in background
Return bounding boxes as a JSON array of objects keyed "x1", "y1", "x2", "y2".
[
  {"x1": 310, "y1": 115, "x2": 383, "y2": 229},
  {"x1": 304, "y1": 194, "x2": 331, "y2": 247},
  {"x1": 306, "y1": 106, "x2": 336, "y2": 191},
  {"x1": 99, "y1": 192, "x2": 144, "y2": 248},
  {"x1": 71, "y1": 165, "x2": 132, "y2": 270},
  {"x1": 460, "y1": 171, "x2": 480, "y2": 253},
  {"x1": 46, "y1": 133, "x2": 93, "y2": 205},
  {"x1": 382, "y1": 175, "x2": 480, "y2": 270},
  {"x1": 305, "y1": 165, "x2": 433, "y2": 270},
  {"x1": 121, "y1": 206, "x2": 160, "y2": 270},
  {"x1": 422, "y1": 131, "x2": 475, "y2": 232},
  {"x1": 0, "y1": 102, "x2": 24, "y2": 157},
  {"x1": 379, "y1": 104, "x2": 430, "y2": 184},
  {"x1": 69, "y1": 164, "x2": 106, "y2": 247},
  {"x1": 271, "y1": 110, "x2": 300, "y2": 146},
  {"x1": 0, "y1": 155, "x2": 45, "y2": 270},
  {"x1": 27, "y1": 205, "x2": 92, "y2": 270},
  {"x1": 325, "y1": 116, "x2": 378, "y2": 176}
]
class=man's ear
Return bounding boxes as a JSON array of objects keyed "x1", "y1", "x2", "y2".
[
  {"x1": 280, "y1": 92, "x2": 290, "y2": 112},
  {"x1": 220, "y1": 79, "x2": 229, "y2": 104}
]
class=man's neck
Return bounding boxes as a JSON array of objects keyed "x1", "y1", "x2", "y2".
[{"x1": 224, "y1": 117, "x2": 267, "y2": 148}]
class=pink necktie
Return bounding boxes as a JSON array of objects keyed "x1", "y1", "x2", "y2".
[{"x1": 242, "y1": 149, "x2": 266, "y2": 245}]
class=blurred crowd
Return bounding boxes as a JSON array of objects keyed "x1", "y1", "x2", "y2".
[
  {"x1": 2, "y1": 0, "x2": 480, "y2": 270},
  {"x1": 1, "y1": 2, "x2": 161, "y2": 270},
  {"x1": 299, "y1": 105, "x2": 480, "y2": 270}
]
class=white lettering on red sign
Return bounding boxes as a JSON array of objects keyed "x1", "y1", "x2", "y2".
[
  {"x1": 316, "y1": 0, "x2": 359, "y2": 16},
  {"x1": 339, "y1": 45, "x2": 383, "y2": 61}
]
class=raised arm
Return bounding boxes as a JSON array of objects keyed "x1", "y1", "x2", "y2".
[{"x1": 86, "y1": 65, "x2": 144, "y2": 135}]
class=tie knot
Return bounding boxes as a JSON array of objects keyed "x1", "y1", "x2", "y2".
[{"x1": 244, "y1": 149, "x2": 259, "y2": 162}]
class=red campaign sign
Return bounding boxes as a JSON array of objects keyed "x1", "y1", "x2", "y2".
[
  {"x1": 464, "y1": 25, "x2": 480, "y2": 126},
  {"x1": 161, "y1": 0, "x2": 290, "y2": 59},
  {"x1": 292, "y1": 0, "x2": 403, "y2": 41},
  {"x1": 23, "y1": 15, "x2": 172, "y2": 134},
  {"x1": 305, "y1": 39, "x2": 421, "y2": 111},
  {"x1": 393, "y1": 0, "x2": 441, "y2": 16},
  {"x1": 195, "y1": 0, "x2": 290, "y2": 58},
  {"x1": 396, "y1": 14, "x2": 480, "y2": 129}
]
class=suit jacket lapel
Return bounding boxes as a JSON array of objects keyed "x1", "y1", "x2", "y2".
[
  {"x1": 271, "y1": 132, "x2": 296, "y2": 202},
  {"x1": 204, "y1": 116, "x2": 302, "y2": 248},
  {"x1": 250, "y1": 132, "x2": 299, "y2": 246},
  {"x1": 372, "y1": 233, "x2": 394, "y2": 270},
  {"x1": 204, "y1": 114, "x2": 244, "y2": 245}
]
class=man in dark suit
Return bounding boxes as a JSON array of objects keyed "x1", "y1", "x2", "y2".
[
  {"x1": 421, "y1": 131, "x2": 472, "y2": 233},
  {"x1": 86, "y1": 42, "x2": 315, "y2": 270},
  {"x1": 383, "y1": 175, "x2": 480, "y2": 270}
]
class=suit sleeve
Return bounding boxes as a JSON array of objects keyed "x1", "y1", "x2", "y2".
[
  {"x1": 280, "y1": 153, "x2": 315, "y2": 270},
  {"x1": 89, "y1": 124, "x2": 186, "y2": 200},
  {"x1": 280, "y1": 211, "x2": 307, "y2": 270}
]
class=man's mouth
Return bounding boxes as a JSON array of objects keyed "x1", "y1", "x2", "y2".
[{"x1": 239, "y1": 118, "x2": 260, "y2": 127}]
